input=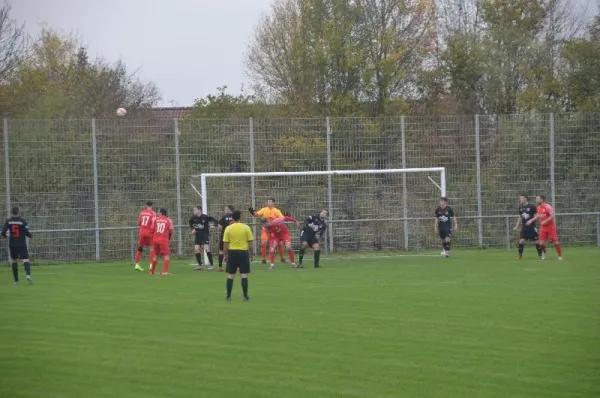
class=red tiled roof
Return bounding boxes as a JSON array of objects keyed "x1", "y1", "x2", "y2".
[{"x1": 151, "y1": 107, "x2": 192, "y2": 119}]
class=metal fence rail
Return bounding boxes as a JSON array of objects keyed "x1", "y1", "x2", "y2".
[{"x1": 1, "y1": 114, "x2": 599, "y2": 262}]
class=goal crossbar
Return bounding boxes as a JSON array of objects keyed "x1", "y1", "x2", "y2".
[{"x1": 195, "y1": 167, "x2": 446, "y2": 217}]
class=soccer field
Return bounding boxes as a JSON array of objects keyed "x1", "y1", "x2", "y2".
[{"x1": 1, "y1": 249, "x2": 599, "y2": 398}]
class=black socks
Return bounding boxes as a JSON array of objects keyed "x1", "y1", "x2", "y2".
[
  {"x1": 226, "y1": 278, "x2": 233, "y2": 298},
  {"x1": 314, "y1": 250, "x2": 320, "y2": 267},
  {"x1": 218, "y1": 254, "x2": 224, "y2": 268},
  {"x1": 11, "y1": 263, "x2": 18, "y2": 282},
  {"x1": 195, "y1": 253, "x2": 202, "y2": 266},
  {"x1": 241, "y1": 278, "x2": 248, "y2": 298}
]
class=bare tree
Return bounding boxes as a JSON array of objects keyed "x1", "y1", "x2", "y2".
[{"x1": 0, "y1": 1, "x2": 27, "y2": 83}]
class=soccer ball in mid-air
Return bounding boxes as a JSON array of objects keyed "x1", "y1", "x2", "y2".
[{"x1": 116, "y1": 108, "x2": 127, "y2": 117}]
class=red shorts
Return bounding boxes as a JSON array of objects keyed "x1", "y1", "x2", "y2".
[
  {"x1": 153, "y1": 241, "x2": 170, "y2": 256},
  {"x1": 138, "y1": 233, "x2": 154, "y2": 247},
  {"x1": 269, "y1": 231, "x2": 291, "y2": 247},
  {"x1": 539, "y1": 227, "x2": 558, "y2": 242}
]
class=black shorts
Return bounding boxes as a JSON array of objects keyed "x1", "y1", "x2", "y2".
[
  {"x1": 226, "y1": 250, "x2": 250, "y2": 274},
  {"x1": 9, "y1": 245, "x2": 29, "y2": 260},
  {"x1": 520, "y1": 227, "x2": 538, "y2": 241},
  {"x1": 300, "y1": 229, "x2": 319, "y2": 247},
  {"x1": 194, "y1": 232, "x2": 209, "y2": 246},
  {"x1": 439, "y1": 228, "x2": 452, "y2": 240}
]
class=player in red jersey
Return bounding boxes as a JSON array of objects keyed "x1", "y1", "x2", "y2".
[
  {"x1": 262, "y1": 216, "x2": 300, "y2": 269},
  {"x1": 150, "y1": 207, "x2": 174, "y2": 275},
  {"x1": 527, "y1": 195, "x2": 563, "y2": 260},
  {"x1": 135, "y1": 201, "x2": 156, "y2": 271}
]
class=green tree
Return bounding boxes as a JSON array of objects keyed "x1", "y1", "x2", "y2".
[
  {"x1": 2, "y1": 28, "x2": 159, "y2": 118},
  {"x1": 562, "y1": 15, "x2": 600, "y2": 111}
]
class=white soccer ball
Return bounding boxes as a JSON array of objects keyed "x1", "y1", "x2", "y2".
[{"x1": 116, "y1": 108, "x2": 127, "y2": 117}]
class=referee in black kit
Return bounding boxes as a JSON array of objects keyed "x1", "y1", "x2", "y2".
[{"x1": 222, "y1": 210, "x2": 254, "y2": 301}]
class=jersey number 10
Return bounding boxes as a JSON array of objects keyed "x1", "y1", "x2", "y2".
[{"x1": 156, "y1": 222, "x2": 166, "y2": 233}]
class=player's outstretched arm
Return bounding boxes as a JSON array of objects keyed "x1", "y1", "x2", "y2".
[
  {"x1": 24, "y1": 221, "x2": 32, "y2": 238},
  {"x1": 453, "y1": 217, "x2": 458, "y2": 232},
  {"x1": 248, "y1": 207, "x2": 256, "y2": 216}
]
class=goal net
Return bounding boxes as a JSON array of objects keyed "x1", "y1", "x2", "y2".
[{"x1": 194, "y1": 168, "x2": 446, "y2": 254}]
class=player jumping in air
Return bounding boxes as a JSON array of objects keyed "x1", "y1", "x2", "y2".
[
  {"x1": 298, "y1": 209, "x2": 328, "y2": 268},
  {"x1": 262, "y1": 215, "x2": 300, "y2": 270},
  {"x1": 135, "y1": 201, "x2": 156, "y2": 272},
  {"x1": 217, "y1": 205, "x2": 235, "y2": 272},
  {"x1": 2, "y1": 206, "x2": 33, "y2": 284},
  {"x1": 527, "y1": 195, "x2": 563, "y2": 260},
  {"x1": 150, "y1": 208, "x2": 174, "y2": 275},
  {"x1": 249, "y1": 198, "x2": 287, "y2": 264},
  {"x1": 514, "y1": 194, "x2": 544, "y2": 259},
  {"x1": 435, "y1": 197, "x2": 458, "y2": 257},
  {"x1": 189, "y1": 206, "x2": 218, "y2": 270}
]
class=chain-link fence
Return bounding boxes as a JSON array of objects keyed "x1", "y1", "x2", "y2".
[{"x1": 1, "y1": 114, "x2": 599, "y2": 262}]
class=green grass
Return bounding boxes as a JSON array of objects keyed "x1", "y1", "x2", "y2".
[{"x1": 1, "y1": 248, "x2": 599, "y2": 398}]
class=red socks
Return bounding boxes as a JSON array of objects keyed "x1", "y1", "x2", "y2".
[
  {"x1": 150, "y1": 259, "x2": 157, "y2": 274},
  {"x1": 135, "y1": 251, "x2": 141, "y2": 263},
  {"x1": 149, "y1": 250, "x2": 155, "y2": 263},
  {"x1": 162, "y1": 259, "x2": 170, "y2": 274},
  {"x1": 269, "y1": 251, "x2": 275, "y2": 265},
  {"x1": 555, "y1": 243, "x2": 563, "y2": 257},
  {"x1": 261, "y1": 243, "x2": 267, "y2": 261},
  {"x1": 287, "y1": 249, "x2": 295, "y2": 263}
]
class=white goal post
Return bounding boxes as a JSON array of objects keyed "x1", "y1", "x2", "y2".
[{"x1": 194, "y1": 167, "x2": 446, "y2": 253}]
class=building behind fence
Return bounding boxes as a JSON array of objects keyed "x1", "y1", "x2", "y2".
[{"x1": 1, "y1": 114, "x2": 599, "y2": 262}]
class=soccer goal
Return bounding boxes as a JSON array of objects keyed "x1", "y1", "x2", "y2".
[{"x1": 193, "y1": 168, "x2": 446, "y2": 254}]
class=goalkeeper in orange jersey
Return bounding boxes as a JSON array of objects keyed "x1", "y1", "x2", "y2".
[
  {"x1": 248, "y1": 198, "x2": 288, "y2": 264},
  {"x1": 262, "y1": 215, "x2": 301, "y2": 270}
]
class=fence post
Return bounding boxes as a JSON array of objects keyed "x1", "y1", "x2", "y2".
[
  {"x1": 505, "y1": 217, "x2": 510, "y2": 250},
  {"x1": 475, "y1": 115, "x2": 483, "y2": 247},
  {"x1": 249, "y1": 117, "x2": 257, "y2": 255},
  {"x1": 597, "y1": 214, "x2": 600, "y2": 248},
  {"x1": 174, "y1": 119, "x2": 183, "y2": 256},
  {"x1": 326, "y1": 116, "x2": 334, "y2": 253},
  {"x1": 3, "y1": 119, "x2": 10, "y2": 217},
  {"x1": 4, "y1": 119, "x2": 10, "y2": 262},
  {"x1": 549, "y1": 113, "x2": 556, "y2": 208},
  {"x1": 91, "y1": 119, "x2": 101, "y2": 261},
  {"x1": 401, "y1": 116, "x2": 409, "y2": 250},
  {"x1": 130, "y1": 228, "x2": 135, "y2": 265}
]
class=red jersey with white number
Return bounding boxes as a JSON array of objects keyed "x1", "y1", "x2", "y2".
[
  {"x1": 138, "y1": 209, "x2": 156, "y2": 236},
  {"x1": 265, "y1": 216, "x2": 297, "y2": 235},
  {"x1": 537, "y1": 203, "x2": 555, "y2": 229},
  {"x1": 152, "y1": 216, "x2": 174, "y2": 243}
]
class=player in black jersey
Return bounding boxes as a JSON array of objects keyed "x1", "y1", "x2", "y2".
[
  {"x1": 298, "y1": 209, "x2": 328, "y2": 268},
  {"x1": 217, "y1": 205, "x2": 235, "y2": 272},
  {"x1": 189, "y1": 206, "x2": 218, "y2": 270},
  {"x1": 1, "y1": 206, "x2": 33, "y2": 284},
  {"x1": 513, "y1": 194, "x2": 544, "y2": 259},
  {"x1": 434, "y1": 197, "x2": 458, "y2": 257}
]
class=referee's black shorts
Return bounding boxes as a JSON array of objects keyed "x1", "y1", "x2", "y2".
[{"x1": 226, "y1": 250, "x2": 250, "y2": 274}]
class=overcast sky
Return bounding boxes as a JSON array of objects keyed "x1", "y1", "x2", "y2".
[
  {"x1": 12, "y1": 0, "x2": 599, "y2": 107},
  {"x1": 12, "y1": 0, "x2": 274, "y2": 107}
]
